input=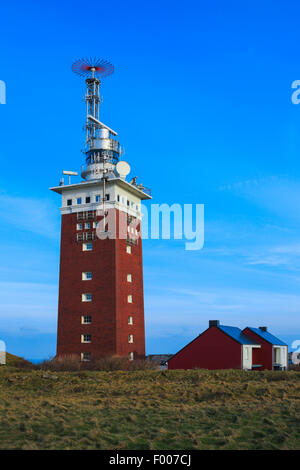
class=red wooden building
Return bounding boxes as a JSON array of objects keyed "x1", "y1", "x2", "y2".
[
  {"x1": 242, "y1": 327, "x2": 288, "y2": 370},
  {"x1": 167, "y1": 320, "x2": 287, "y2": 371}
]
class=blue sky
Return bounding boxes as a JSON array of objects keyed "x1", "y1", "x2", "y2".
[{"x1": 1, "y1": 0, "x2": 300, "y2": 359}]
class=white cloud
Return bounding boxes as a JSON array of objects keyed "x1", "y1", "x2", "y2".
[
  {"x1": 0, "y1": 194, "x2": 60, "y2": 239},
  {"x1": 0, "y1": 281, "x2": 57, "y2": 334},
  {"x1": 145, "y1": 285, "x2": 300, "y2": 337},
  {"x1": 220, "y1": 176, "x2": 300, "y2": 221}
]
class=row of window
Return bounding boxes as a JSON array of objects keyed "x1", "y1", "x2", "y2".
[
  {"x1": 82, "y1": 242, "x2": 132, "y2": 254},
  {"x1": 81, "y1": 334, "x2": 134, "y2": 344},
  {"x1": 81, "y1": 271, "x2": 132, "y2": 282},
  {"x1": 82, "y1": 293, "x2": 133, "y2": 303},
  {"x1": 77, "y1": 221, "x2": 99, "y2": 230},
  {"x1": 81, "y1": 315, "x2": 133, "y2": 325},
  {"x1": 81, "y1": 352, "x2": 134, "y2": 362},
  {"x1": 66, "y1": 194, "x2": 140, "y2": 210},
  {"x1": 67, "y1": 194, "x2": 110, "y2": 206},
  {"x1": 76, "y1": 222, "x2": 138, "y2": 235}
]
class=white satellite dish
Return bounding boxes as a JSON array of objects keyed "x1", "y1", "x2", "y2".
[{"x1": 116, "y1": 161, "x2": 131, "y2": 179}]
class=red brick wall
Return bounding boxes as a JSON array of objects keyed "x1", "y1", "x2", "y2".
[
  {"x1": 57, "y1": 208, "x2": 145, "y2": 360},
  {"x1": 168, "y1": 327, "x2": 242, "y2": 370}
]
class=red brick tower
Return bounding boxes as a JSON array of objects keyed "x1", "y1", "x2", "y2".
[{"x1": 50, "y1": 59, "x2": 151, "y2": 362}]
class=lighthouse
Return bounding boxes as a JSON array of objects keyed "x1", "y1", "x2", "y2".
[{"x1": 50, "y1": 59, "x2": 151, "y2": 362}]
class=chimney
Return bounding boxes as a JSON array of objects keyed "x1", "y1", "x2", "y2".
[
  {"x1": 209, "y1": 320, "x2": 220, "y2": 328},
  {"x1": 259, "y1": 326, "x2": 267, "y2": 332}
]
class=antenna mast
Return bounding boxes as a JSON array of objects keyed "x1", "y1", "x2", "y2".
[{"x1": 71, "y1": 58, "x2": 121, "y2": 181}]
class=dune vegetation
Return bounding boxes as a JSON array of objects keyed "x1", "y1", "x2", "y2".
[{"x1": 0, "y1": 355, "x2": 299, "y2": 450}]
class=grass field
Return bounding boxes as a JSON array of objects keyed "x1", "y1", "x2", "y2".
[{"x1": 0, "y1": 356, "x2": 300, "y2": 450}]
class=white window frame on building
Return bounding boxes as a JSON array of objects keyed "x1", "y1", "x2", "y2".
[
  {"x1": 127, "y1": 274, "x2": 132, "y2": 282},
  {"x1": 77, "y1": 223, "x2": 83, "y2": 230},
  {"x1": 82, "y1": 293, "x2": 92, "y2": 302},
  {"x1": 85, "y1": 222, "x2": 91, "y2": 229},
  {"x1": 81, "y1": 334, "x2": 91, "y2": 343},
  {"x1": 81, "y1": 352, "x2": 91, "y2": 362},
  {"x1": 126, "y1": 245, "x2": 131, "y2": 254},
  {"x1": 83, "y1": 242, "x2": 93, "y2": 251},
  {"x1": 81, "y1": 315, "x2": 92, "y2": 324},
  {"x1": 128, "y1": 334, "x2": 134, "y2": 343},
  {"x1": 82, "y1": 272, "x2": 92, "y2": 281},
  {"x1": 127, "y1": 295, "x2": 132, "y2": 303},
  {"x1": 128, "y1": 316, "x2": 133, "y2": 325},
  {"x1": 129, "y1": 352, "x2": 134, "y2": 361}
]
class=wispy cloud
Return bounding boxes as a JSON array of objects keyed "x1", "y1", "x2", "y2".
[
  {"x1": 0, "y1": 194, "x2": 60, "y2": 239},
  {"x1": 220, "y1": 176, "x2": 300, "y2": 221},
  {"x1": 0, "y1": 281, "x2": 57, "y2": 335},
  {"x1": 246, "y1": 244, "x2": 300, "y2": 268},
  {"x1": 145, "y1": 285, "x2": 300, "y2": 338}
]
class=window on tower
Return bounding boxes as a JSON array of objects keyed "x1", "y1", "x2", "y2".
[
  {"x1": 81, "y1": 352, "x2": 91, "y2": 361},
  {"x1": 128, "y1": 334, "x2": 134, "y2": 343},
  {"x1": 105, "y1": 194, "x2": 110, "y2": 201},
  {"x1": 81, "y1": 334, "x2": 91, "y2": 343},
  {"x1": 127, "y1": 274, "x2": 132, "y2": 282},
  {"x1": 67, "y1": 199, "x2": 72, "y2": 206},
  {"x1": 82, "y1": 293, "x2": 92, "y2": 302},
  {"x1": 85, "y1": 222, "x2": 91, "y2": 229},
  {"x1": 77, "y1": 197, "x2": 82, "y2": 205},
  {"x1": 81, "y1": 315, "x2": 92, "y2": 324},
  {"x1": 77, "y1": 223, "x2": 83, "y2": 230},
  {"x1": 126, "y1": 245, "x2": 131, "y2": 254},
  {"x1": 127, "y1": 295, "x2": 132, "y2": 303},
  {"x1": 128, "y1": 316, "x2": 133, "y2": 325},
  {"x1": 129, "y1": 352, "x2": 134, "y2": 361},
  {"x1": 83, "y1": 242, "x2": 93, "y2": 251},
  {"x1": 95, "y1": 194, "x2": 101, "y2": 202},
  {"x1": 85, "y1": 196, "x2": 91, "y2": 204},
  {"x1": 82, "y1": 272, "x2": 92, "y2": 280}
]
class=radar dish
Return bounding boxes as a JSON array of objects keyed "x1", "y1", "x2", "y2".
[
  {"x1": 116, "y1": 161, "x2": 131, "y2": 179},
  {"x1": 71, "y1": 58, "x2": 114, "y2": 79}
]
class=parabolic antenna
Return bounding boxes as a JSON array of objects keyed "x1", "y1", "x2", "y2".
[{"x1": 116, "y1": 161, "x2": 131, "y2": 179}]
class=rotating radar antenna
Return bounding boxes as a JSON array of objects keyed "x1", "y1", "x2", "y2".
[
  {"x1": 71, "y1": 58, "x2": 121, "y2": 180},
  {"x1": 71, "y1": 57, "x2": 114, "y2": 79}
]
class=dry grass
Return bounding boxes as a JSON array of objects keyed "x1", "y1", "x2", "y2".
[
  {"x1": 5, "y1": 353, "x2": 38, "y2": 370},
  {"x1": 0, "y1": 363, "x2": 299, "y2": 450},
  {"x1": 40, "y1": 355, "x2": 159, "y2": 371}
]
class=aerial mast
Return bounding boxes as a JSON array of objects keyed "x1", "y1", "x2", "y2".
[{"x1": 71, "y1": 58, "x2": 120, "y2": 181}]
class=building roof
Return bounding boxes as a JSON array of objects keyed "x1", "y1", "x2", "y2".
[
  {"x1": 218, "y1": 325, "x2": 260, "y2": 345},
  {"x1": 50, "y1": 176, "x2": 152, "y2": 200},
  {"x1": 167, "y1": 323, "x2": 261, "y2": 363},
  {"x1": 246, "y1": 327, "x2": 287, "y2": 346}
]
